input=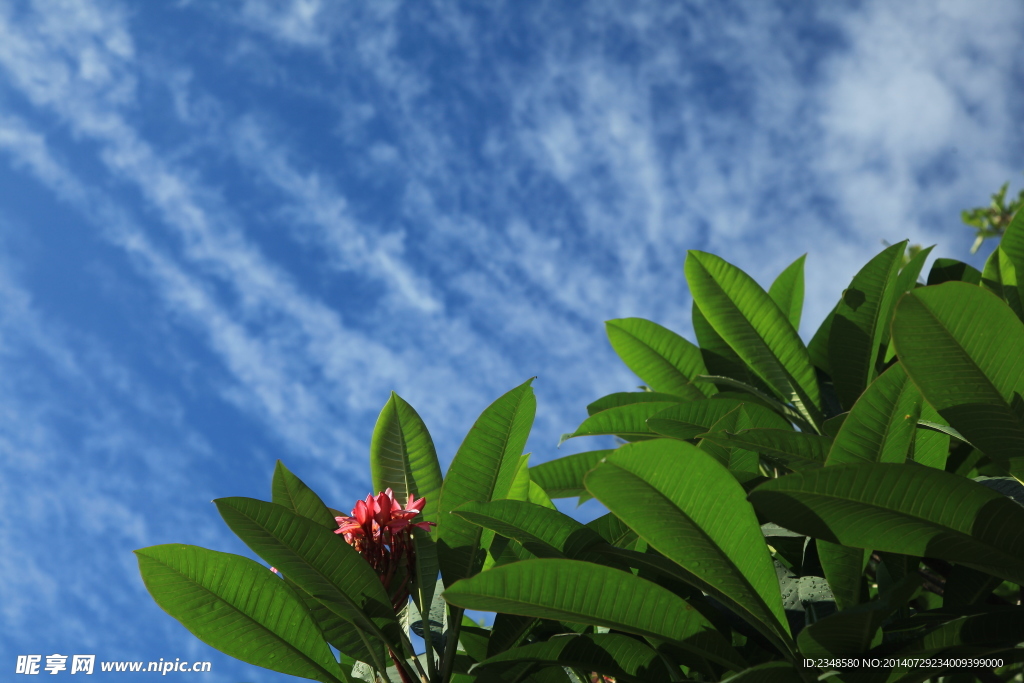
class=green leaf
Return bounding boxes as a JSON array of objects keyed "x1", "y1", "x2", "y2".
[
  {"x1": 825, "y1": 362, "x2": 921, "y2": 466},
  {"x1": 796, "y1": 573, "x2": 919, "y2": 656},
  {"x1": 685, "y1": 250, "x2": 823, "y2": 429},
  {"x1": 913, "y1": 401, "x2": 949, "y2": 470},
  {"x1": 827, "y1": 241, "x2": 906, "y2": 411},
  {"x1": 1000, "y1": 196, "x2": 1024, "y2": 275},
  {"x1": 565, "y1": 402, "x2": 678, "y2": 441},
  {"x1": 367, "y1": 393, "x2": 444, "y2": 672},
  {"x1": 974, "y1": 475, "x2": 1024, "y2": 506},
  {"x1": 648, "y1": 397, "x2": 791, "y2": 441},
  {"x1": 980, "y1": 247, "x2": 1004, "y2": 298},
  {"x1": 694, "y1": 376, "x2": 810, "y2": 428},
  {"x1": 605, "y1": 318, "x2": 712, "y2": 399},
  {"x1": 214, "y1": 497, "x2": 400, "y2": 664},
  {"x1": 881, "y1": 606, "x2": 1024, "y2": 657},
  {"x1": 891, "y1": 282, "x2": 1024, "y2": 477},
  {"x1": 698, "y1": 429, "x2": 830, "y2": 471},
  {"x1": 698, "y1": 405, "x2": 780, "y2": 482},
  {"x1": 585, "y1": 440, "x2": 794, "y2": 657},
  {"x1": 135, "y1": 545, "x2": 346, "y2": 683},
  {"x1": 997, "y1": 248, "x2": 1024, "y2": 321},
  {"x1": 442, "y1": 559, "x2": 744, "y2": 670},
  {"x1": 452, "y1": 500, "x2": 606, "y2": 561},
  {"x1": 370, "y1": 392, "x2": 444, "y2": 522},
  {"x1": 941, "y1": 565, "x2": 1003, "y2": 608},
  {"x1": 272, "y1": 461, "x2": 338, "y2": 529},
  {"x1": 279, "y1": 571, "x2": 381, "y2": 667},
  {"x1": 473, "y1": 633, "x2": 670, "y2": 683},
  {"x1": 895, "y1": 245, "x2": 935, "y2": 294},
  {"x1": 927, "y1": 258, "x2": 982, "y2": 286},
  {"x1": 748, "y1": 463, "x2": 1024, "y2": 585},
  {"x1": 586, "y1": 391, "x2": 688, "y2": 416},
  {"x1": 507, "y1": 453, "x2": 533, "y2": 503},
  {"x1": 821, "y1": 412, "x2": 848, "y2": 438},
  {"x1": 692, "y1": 299, "x2": 774, "y2": 396},
  {"x1": 586, "y1": 513, "x2": 642, "y2": 551},
  {"x1": 768, "y1": 254, "x2": 806, "y2": 332},
  {"x1": 526, "y1": 480, "x2": 556, "y2": 510},
  {"x1": 916, "y1": 420, "x2": 972, "y2": 447},
  {"x1": 485, "y1": 612, "x2": 536, "y2": 660},
  {"x1": 530, "y1": 450, "x2": 610, "y2": 499},
  {"x1": 437, "y1": 379, "x2": 536, "y2": 586},
  {"x1": 807, "y1": 303, "x2": 838, "y2": 376},
  {"x1": 815, "y1": 542, "x2": 869, "y2": 612}
]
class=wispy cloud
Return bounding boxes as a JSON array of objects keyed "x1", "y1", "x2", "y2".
[{"x1": 1, "y1": 1, "x2": 1021, "y2": 678}]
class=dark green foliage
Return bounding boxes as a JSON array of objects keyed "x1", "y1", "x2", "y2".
[{"x1": 137, "y1": 227, "x2": 1024, "y2": 681}]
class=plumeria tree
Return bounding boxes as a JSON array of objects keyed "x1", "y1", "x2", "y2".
[{"x1": 137, "y1": 209, "x2": 1024, "y2": 682}]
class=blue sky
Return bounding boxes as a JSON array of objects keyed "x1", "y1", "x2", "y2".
[{"x1": 0, "y1": 1, "x2": 1021, "y2": 680}]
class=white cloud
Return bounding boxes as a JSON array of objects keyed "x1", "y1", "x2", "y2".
[
  {"x1": 229, "y1": 117, "x2": 443, "y2": 314},
  {"x1": 816, "y1": 0, "x2": 1023, "y2": 248}
]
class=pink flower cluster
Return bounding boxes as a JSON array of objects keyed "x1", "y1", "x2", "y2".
[{"x1": 334, "y1": 488, "x2": 435, "y2": 610}]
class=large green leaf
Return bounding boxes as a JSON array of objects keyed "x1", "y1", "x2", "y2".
[
  {"x1": 877, "y1": 607, "x2": 1024, "y2": 683},
  {"x1": 981, "y1": 247, "x2": 1004, "y2": 298},
  {"x1": 685, "y1": 251, "x2": 822, "y2": 429},
  {"x1": 697, "y1": 404, "x2": 772, "y2": 482},
  {"x1": 912, "y1": 401, "x2": 949, "y2": 471},
  {"x1": 647, "y1": 398, "x2": 790, "y2": 441},
  {"x1": 895, "y1": 245, "x2": 934, "y2": 295},
  {"x1": 699, "y1": 429, "x2": 830, "y2": 471},
  {"x1": 370, "y1": 392, "x2": 444, "y2": 522},
  {"x1": 452, "y1": 500, "x2": 606, "y2": 561},
  {"x1": 996, "y1": 199, "x2": 1024, "y2": 321},
  {"x1": 473, "y1": 633, "x2": 670, "y2": 683},
  {"x1": 768, "y1": 254, "x2": 806, "y2": 332},
  {"x1": 692, "y1": 299, "x2": 774, "y2": 396},
  {"x1": 586, "y1": 513, "x2": 642, "y2": 551},
  {"x1": 748, "y1": 463, "x2": 1024, "y2": 585},
  {"x1": 1000, "y1": 198, "x2": 1024, "y2": 271},
  {"x1": 584, "y1": 440, "x2": 794, "y2": 657},
  {"x1": 927, "y1": 258, "x2": 982, "y2": 286},
  {"x1": 280, "y1": 572, "x2": 382, "y2": 667},
  {"x1": 891, "y1": 282, "x2": 1024, "y2": 477},
  {"x1": 367, "y1": 393, "x2": 444, "y2": 668},
  {"x1": 815, "y1": 541, "x2": 869, "y2": 612},
  {"x1": 941, "y1": 565, "x2": 1003, "y2": 608},
  {"x1": 214, "y1": 497, "x2": 400, "y2": 665},
  {"x1": 694, "y1": 376, "x2": 812, "y2": 429},
  {"x1": 437, "y1": 379, "x2": 536, "y2": 586},
  {"x1": 606, "y1": 317, "x2": 712, "y2": 399},
  {"x1": 796, "y1": 573, "x2": 919, "y2": 656},
  {"x1": 272, "y1": 461, "x2": 338, "y2": 529},
  {"x1": 442, "y1": 559, "x2": 744, "y2": 670},
  {"x1": 827, "y1": 241, "x2": 905, "y2": 411},
  {"x1": 564, "y1": 401, "x2": 677, "y2": 441},
  {"x1": 998, "y1": 247, "x2": 1024, "y2": 322},
  {"x1": 529, "y1": 450, "x2": 610, "y2": 499},
  {"x1": 507, "y1": 453, "x2": 532, "y2": 503},
  {"x1": 135, "y1": 545, "x2": 347, "y2": 683},
  {"x1": 586, "y1": 391, "x2": 688, "y2": 415},
  {"x1": 825, "y1": 362, "x2": 921, "y2": 467},
  {"x1": 807, "y1": 303, "x2": 838, "y2": 376}
]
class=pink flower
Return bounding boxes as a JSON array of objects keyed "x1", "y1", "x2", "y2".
[{"x1": 333, "y1": 488, "x2": 434, "y2": 610}]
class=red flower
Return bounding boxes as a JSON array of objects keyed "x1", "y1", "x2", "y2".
[{"x1": 334, "y1": 488, "x2": 435, "y2": 611}]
